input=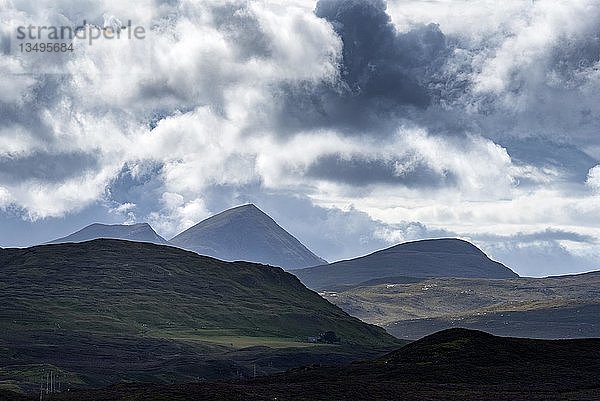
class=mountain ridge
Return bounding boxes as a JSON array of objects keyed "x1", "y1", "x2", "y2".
[
  {"x1": 0, "y1": 238, "x2": 383, "y2": 343},
  {"x1": 0, "y1": 238, "x2": 397, "y2": 391},
  {"x1": 47, "y1": 222, "x2": 169, "y2": 245}
]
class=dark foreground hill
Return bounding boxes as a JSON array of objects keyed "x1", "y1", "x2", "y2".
[
  {"x1": 20, "y1": 328, "x2": 600, "y2": 401},
  {"x1": 0, "y1": 240, "x2": 396, "y2": 393},
  {"x1": 294, "y1": 238, "x2": 517, "y2": 290},
  {"x1": 47, "y1": 223, "x2": 169, "y2": 245},
  {"x1": 169, "y1": 204, "x2": 326, "y2": 270}
]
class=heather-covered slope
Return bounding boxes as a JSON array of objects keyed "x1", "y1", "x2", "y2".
[
  {"x1": 0, "y1": 240, "x2": 395, "y2": 392},
  {"x1": 32, "y1": 328, "x2": 600, "y2": 401}
]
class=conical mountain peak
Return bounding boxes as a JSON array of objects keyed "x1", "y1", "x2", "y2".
[
  {"x1": 170, "y1": 204, "x2": 326, "y2": 270},
  {"x1": 233, "y1": 203, "x2": 260, "y2": 211}
]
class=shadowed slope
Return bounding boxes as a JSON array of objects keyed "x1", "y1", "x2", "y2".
[
  {"x1": 34, "y1": 328, "x2": 600, "y2": 401},
  {"x1": 0, "y1": 240, "x2": 397, "y2": 392},
  {"x1": 0, "y1": 239, "x2": 390, "y2": 343}
]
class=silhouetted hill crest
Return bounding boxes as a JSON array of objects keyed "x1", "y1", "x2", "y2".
[{"x1": 294, "y1": 238, "x2": 518, "y2": 290}]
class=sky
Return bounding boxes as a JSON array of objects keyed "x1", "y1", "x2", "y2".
[{"x1": 0, "y1": 0, "x2": 599, "y2": 277}]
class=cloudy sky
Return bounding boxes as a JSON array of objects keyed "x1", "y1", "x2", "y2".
[{"x1": 1, "y1": 0, "x2": 599, "y2": 276}]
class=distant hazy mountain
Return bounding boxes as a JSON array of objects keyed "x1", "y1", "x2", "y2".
[
  {"x1": 170, "y1": 204, "x2": 326, "y2": 270},
  {"x1": 294, "y1": 238, "x2": 518, "y2": 290},
  {"x1": 47, "y1": 222, "x2": 169, "y2": 245}
]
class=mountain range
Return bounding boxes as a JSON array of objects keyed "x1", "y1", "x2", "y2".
[
  {"x1": 47, "y1": 213, "x2": 518, "y2": 282},
  {"x1": 47, "y1": 223, "x2": 169, "y2": 245},
  {"x1": 2, "y1": 207, "x2": 599, "y2": 398},
  {"x1": 34, "y1": 205, "x2": 600, "y2": 344},
  {"x1": 47, "y1": 204, "x2": 326, "y2": 270},
  {"x1": 294, "y1": 238, "x2": 518, "y2": 290}
]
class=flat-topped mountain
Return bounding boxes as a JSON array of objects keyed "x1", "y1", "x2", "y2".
[
  {"x1": 170, "y1": 204, "x2": 326, "y2": 270},
  {"x1": 47, "y1": 222, "x2": 169, "y2": 245},
  {"x1": 294, "y1": 238, "x2": 518, "y2": 290}
]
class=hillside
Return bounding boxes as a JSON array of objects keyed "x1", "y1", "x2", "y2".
[
  {"x1": 170, "y1": 204, "x2": 326, "y2": 270},
  {"x1": 27, "y1": 328, "x2": 600, "y2": 401},
  {"x1": 47, "y1": 223, "x2": 169, "y2": 245},
  {"x1": 320, "y1": 272, "x2": 600, "y2": 339},
  {"x1": 0, "y1": 240, "x2": 396, "y2": 392},
  {"x1": 294, "y1": 238, "x2": 517, "y2": 290}
]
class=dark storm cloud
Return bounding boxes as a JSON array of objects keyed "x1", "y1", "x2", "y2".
[
  {"x1": 547, "y1": 29, "x2": 600, "y2": 84},
  {"x1": 315, "y1": 0, "x2": 445, "y2": 102},
  {"x1": 211, "y1": 3, "x2": 272, "y2": 61},
  {"x1": 0, "y1": 151, "x2": 99, "y2": 183},
  {"x1": 136, "y1": 1, "x2": 272, "y2": 117},
  {"x1": 0, "y1": 75, "x2": 66, "y2": 142},
  {"x1": 501, "y1": 138, "x2": 598, "y2": 184},
  {"x1": 272, "y1": 0, "x2": 449, "y2": 135},
  {"x1": 306, "y1": 153, "x2": 455, "y2": 188},
  {"x1": 106, "y1": 161, "x2": 165, "y2": 215}
]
